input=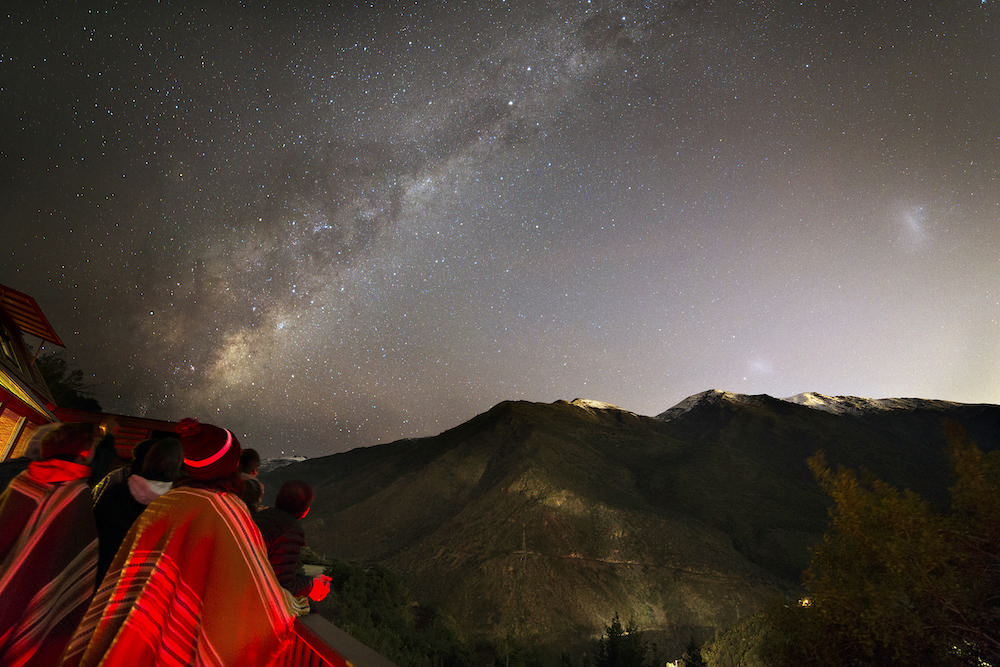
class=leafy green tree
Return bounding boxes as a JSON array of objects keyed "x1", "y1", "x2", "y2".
[
  {"x1": 765, "y1": 431, "x2": 1000, "y2": 666},
  {"x1": 594, "y1": 613, "x2": 648, "y2": 667},
  {"x1": 35, "y1": 352, "x2": 102, "y2": 411},
  {"x1": 943, "y1": 435, "x2": 1000, "y2": 661}
]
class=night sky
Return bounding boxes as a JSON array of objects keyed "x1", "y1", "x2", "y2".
[{"x1": 3, "y1": 1, "x2": 998, "y2": 458}]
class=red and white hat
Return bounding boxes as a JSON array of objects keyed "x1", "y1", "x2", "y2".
[{"x1": 176, "y1": 418, "x2": 242, "y2": 480}]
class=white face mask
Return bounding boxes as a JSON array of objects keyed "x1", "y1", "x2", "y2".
[{"x1": 129, "y1": 475, "x2": 173, "y2": 504}]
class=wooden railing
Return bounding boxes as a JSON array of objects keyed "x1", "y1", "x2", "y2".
[{"x1": 276, "y1": 614, "x2": 399, "y2": 667}]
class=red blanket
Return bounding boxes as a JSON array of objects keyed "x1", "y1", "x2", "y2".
[
  {"x1": 61, "y1": 486, "x2": 308, "y2": 666},
  {"x1": 0, "y1": 461, "x2": 97, "y2": 667}
]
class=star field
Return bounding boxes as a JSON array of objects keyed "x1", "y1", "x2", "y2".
[{"x1": 3, "y1": 1, "x2": 999, "y2": 457}]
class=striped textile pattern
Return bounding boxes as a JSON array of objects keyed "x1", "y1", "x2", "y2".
[
  {"x1": 0, "y1": 471, "x2": 98, "y2": 667},
  {"x1": 61, "y1": 487, "x2": 308, "y2": 667}
]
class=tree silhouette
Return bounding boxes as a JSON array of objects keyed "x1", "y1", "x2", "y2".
[
  {"x1": 35, "y1": 352, "x2": 102, "y2": 411},
  {"x1": 594, "y1": 613, "x2": 648, "y2": 667}
]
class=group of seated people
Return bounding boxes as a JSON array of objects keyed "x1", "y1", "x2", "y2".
[{"x1": 0, "y1": 418, "x2": 331, "y2": 666}]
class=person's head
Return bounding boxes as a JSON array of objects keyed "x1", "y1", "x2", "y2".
[
  {"x1": 25, "y1": 423, "x2": 61, "y2": 460},
  {"x1": 130, "y1": 438, "x2": 158, "y2": 474},
  {"x1": 240, "y1": 477, "x2": 264, "y2": 512},
  {"x1": 175, "y1": 418, "x2": 242, "y2": 482},
  {"x1": 275, "y1": 480, "x2": 314, "y2": 519},
  {"x1": 140, "y1": 438, "x2": 183, "y2": 483},
  {"x1": 40, "y1": 422, "x2": 96, "y2": 462},
  {"x1": 239, "y1": 448, "x2": 261, "y2": 476}
]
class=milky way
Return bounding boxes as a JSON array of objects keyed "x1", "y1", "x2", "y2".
[{"x1": 3, "y1": 1, "x2": 999, "y2": 457}]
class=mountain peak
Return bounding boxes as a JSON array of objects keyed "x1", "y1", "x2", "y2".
[
  {"x1": 783, "y1": 392, "x2": 964, "y2": 415},
  {"x1": 655, "y1": 389, "x2": 745, "y2": 420},
  {"x1": 567, "y1": 397, "x2": 635, "y2": 414},
  {"x1": 657, "y1": 389, "x2": 976, "y2": 421}
]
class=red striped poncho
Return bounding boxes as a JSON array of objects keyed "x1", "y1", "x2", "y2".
[
  {"x1": 60, "y1": 486, "x2": 308, "y2": 666},
  {"x1": 0, "y1": 460, "x2": 98, "y2": 667}
]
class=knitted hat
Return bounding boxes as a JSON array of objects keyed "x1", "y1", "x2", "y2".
[
  {"x1": 176, "y1": 418, "x2": 242, "y2": 480},
  {"x1": 40, "y1": 422, "x2": 95, "y2": 460}
]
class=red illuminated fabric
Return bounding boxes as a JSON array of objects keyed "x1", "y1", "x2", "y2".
[
  {"x1": 25, "y1": 458, "x2": 91, "y2": 484},
  {"x1": 183, "y1": 428, "x2": 233, "y2": 468},
  {"x1": 60, "y1": 487, "x2": 308, "y2": 667},
  {"x1": 0, "y1": 466, "x2": 97, "y2": 667}
]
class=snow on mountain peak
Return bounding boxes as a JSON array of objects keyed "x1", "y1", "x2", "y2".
[
  {"x1": 569, "y1": 398, "x2": 636, "y2": 415},
  {"x1": 783, "y1": 392, "x2": 962, "y2": 415},
  {"x1": 655, "y1": 389, "x2": 739, "y2": 420}
]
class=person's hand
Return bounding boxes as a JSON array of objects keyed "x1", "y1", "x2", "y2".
[{"x1": 308, "y1": 575, "x2": 332, "y2": 602}]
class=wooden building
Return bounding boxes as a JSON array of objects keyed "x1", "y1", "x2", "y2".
[
  {"x1": 0, "y1": 283, "x2": 178, "y2": 462},
  {"x1": 0, "y1": 284, "x2": 62, "y2": 460}
]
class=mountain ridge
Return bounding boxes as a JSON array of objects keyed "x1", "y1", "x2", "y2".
[{"x1": 261, "y1": 389, "x2": 1000, "y2": 658}]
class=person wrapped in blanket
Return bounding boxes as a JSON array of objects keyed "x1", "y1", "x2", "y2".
[
  {"x1": 91, "y1": 437, "x2": 183, "y2": 584},
  {"x1": 60, "y1": 418, "x2": 309, "y2": 667},
  {"x1": 254, "y1": 480, "x2": 331, "y2": 602},
  {"x1": 0, "y1": 421, "x2": 100, "y2": 667}
]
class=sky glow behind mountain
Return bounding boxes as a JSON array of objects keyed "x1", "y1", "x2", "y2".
[{"x1": 3, "y1": 1, "x2": 998, "y2": 457}]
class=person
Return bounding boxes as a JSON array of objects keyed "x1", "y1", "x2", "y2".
[
  {"x1": 87, "y1": 419, "x2": 119, "y2": 489},
  {"x1": 239, "y1": 447, "x2": 265, "y2": 512},
  {"x1": 0, "y1": 422, "x2": 54, "y2": 493},
  {"x1": 60, "y1": 418, "x2": 308, "y2": 666},
  {"x1": 91, "y1": 436, "x2": 156, "y2": 506},
  {"x1": 0, "y1": 422, "x2": 99, "y2": 667},
  {"x1": 91, "y1": 437, "x2": 182, "y2": 583},
  {"x1": 254, "y1": 480, "x2": 331, "y2": 601}
]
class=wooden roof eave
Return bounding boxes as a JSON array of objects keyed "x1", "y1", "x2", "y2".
[{"x1": 0, "y1": 285, "x2": 65, "y2": 347}]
